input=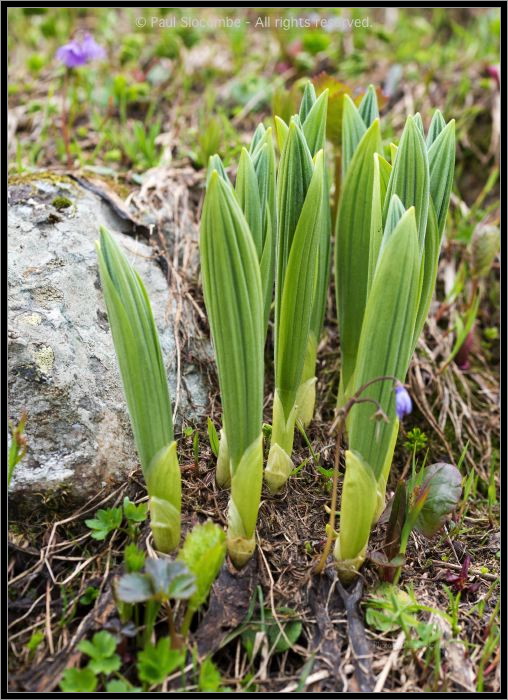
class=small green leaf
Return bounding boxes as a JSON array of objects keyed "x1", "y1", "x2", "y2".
[
  {"x1": 178, "y1": 521, "x2": 226, "y2": 611},
  {"x1": 106, "y1": 679, "x2": 140, "y2": 692},
  {"x1": 365, "y1": 583, "x2": 416, "y2": 633},
  {"x1": 145, "y1": 558, "x2": 196, "y2": 601},
  {"x1": 341, "y1": 94, "x2": 367, "y2": 179},
  {"x1": 426, "y1": 110, "x2": 446, "y2": 148},
  {"x1": 123, "y1": 496, "x2": 148, "y2": 523},
  {"x1": 207, "y1": 417, "x2": 219, "y2": 457},
  {"x1": 383, "y1": 115, "x2": 430, "y2": 246},
  {"x1": 116, "y1": 572, "x2": 154, "y2": 603},
  {"x1": 358, "y1": 84, "x2": 379, "y2": 127},
  {"x1": 241, "y1": 607, "x2": 302, "y2": 660},
  {"x1": 198, "y1": 657, "x2": 223, "y2": 692},
  {"x1": 123, "y1": 543, "x2": 146, "y2": 573},
  {"x1": 60, "y1": 668, "x2": 98, "y2": 693},
  {"x1": 137, "y1": 638, "x2": 185, "y2": 685},
  {"x1": 414, "y1": 463, "x2": 462, "y2": 537},
  {"x1": 85, "y1": 507, "x2": 122, "y2": 541},
  {"x1": 79, "y1": 586, "x2": 99, "y2": 605},
  {"x1": 77, "y1": 630, "x2": 117, "y2": 662}
]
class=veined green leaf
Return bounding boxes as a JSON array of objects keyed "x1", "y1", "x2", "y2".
[
  {"x1": 207, "y1": 154, "x2": 229, "y2": 185},
  {"x1": 235, "y1": 148, "x2": 263, "y2": 258},
  {"x1": 335, "y1": 119, "x2": 382, "y2": 398},
  {"x1": 358, "y1": 84, "x2": 379, "y2": 127},
  {"x1": 335, "y1": 450, "x2": 378, "y2": 575},
  {"x1": 426, "y1": 110, "x2": 446, "y2": 148},
  {"x1": 251, "y1": 128, "x2": 277, "y2": 330},
  {"x1": 302, "y1": 89, "x2": 329, "y2": 155},
  {"x1": 341, "y1": 94, "x2": 367, "y2": 179},
  {"x1": 381, "y1": 194, "x2": 406, "y2": 252},
  {"x1": 411, "y1": 200, "x2": 440, "y2": 351},
  {"x1": 367, "y1": 154, "x2": 392, "y2": 293},
  {"x1": 299, "y1": 81, "x2": 317, "y2": 121},
  {"x1": 276, "y1": 151, "x2": 325, "y2": 416},
  {"x1": 274, "y1": 115, "x2": 289, "y2": 153},
  {"x1": 249, "y1": 123, "x2": 266, "y2": 154},
  {"x1": 96, "y1": 228, "x2": 179, "y2": 552},
  {"x1": 348, "y1": 208, "x2": 421, "y2": 481},
  {"x1": 200, "y1": 172, "x2": 264, "y2": 471},
  {"x1": 428, "y1": 120, "x2": 455, "y2": 237},
  {"x1": 413, "y1": 112, "x2": 424, "y2": 135},
  {"x1": 383, "y1": 116, "x2": 430, "y2": 247},
  {"x1": 275, "y1": 119, "x2": 314, "y2": 331},
  {"x1": 96, "y1": 228, "x2": 174, "y2": 472},
  {"x1": 178, "y1": 521, "x2": 226, "y2": 612}
]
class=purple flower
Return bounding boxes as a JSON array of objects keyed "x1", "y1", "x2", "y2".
[
  {"x1": 56, "y1": 34, "x2": 105, "y2": 68},
  {"x1": 394, "y1": 384, "x2": 412, "y2": 420}
]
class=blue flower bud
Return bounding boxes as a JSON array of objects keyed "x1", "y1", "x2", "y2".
[{"x1": 395, "y1": 384, "x2": 412, "y2": 420}]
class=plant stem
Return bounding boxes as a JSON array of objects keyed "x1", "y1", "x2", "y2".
[
  {"x1": 61, "y1": 69, "x2": 72, "y2": 168},
  {"x1": 180, "y1": 605, "x2": 195, "y2": 637},
  {"x1": 314, "y1": 408, "x2": 346, "y2": 574},
  {"x1": 166, "y1": 602, "x2": 181, "y2": 648}
]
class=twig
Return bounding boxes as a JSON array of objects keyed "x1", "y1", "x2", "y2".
[
  {"x1": 373, "y1": 631, "x2": 405, "y2": 692},
  {"x1": 430, "y1": 559, "x2": 498, "y2": 581}
]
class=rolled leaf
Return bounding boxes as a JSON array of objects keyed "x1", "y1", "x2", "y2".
[
  {"x1": 347, "y1": 208, "x2": 421, "y2": 481},
  {"x1": 341, "y1": 94, "x2": 367, "y2": 180},
  {"x1": 299, "y1": 81, "x2": 317, "y2": 122},
  {"x1": 200, "y1": 172, "x2": 264, "y2": 565},
  {"x1": 383, "y1": 115, "x2": 430, "y2": 247},
  {"x1": 266, "y1": 151, "x2": 325, "y2": 491},
  {"x1": 358, "y1": 84, "x2": 379, "y2": 127},
  {"x1": 367, "y1": 153, "x2": 392, "y2": 294},
  {"x1": 236, "y1": 147, "x2": 263, "y2": 258},
  {"x1": 334, "y1": 450, "x2": 378, "y2": 582},
  {"x1": 426, "y1": 109, "x2": 446, "y2": 148},
  {"x1": 275, "y1": 119, "x2": 314, "y2": 330},
  {"x1": 335, "y1": 119, "x2": 382, "y2": 399},
  {"x1": 302, "y1": 89, "x2": 329, "y2": 156},
  {"x1": 96, "y1": 227, "x2": 180, "y2": 552},
  {"x1": 427, "y1": 119, "x2": 455, "y2": 237}
]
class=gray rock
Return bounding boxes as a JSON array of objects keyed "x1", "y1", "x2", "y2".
[{"x1": 8, "y1": 175, "x2": 210, "y2": 502}]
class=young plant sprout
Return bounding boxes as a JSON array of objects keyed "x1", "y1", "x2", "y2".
[
  {"x1": 265, "y1": 139, "x2": 326, "y2": 492},
  {"x1": 96, "y1": 228, "x2": 181, "y2": 553},
  {"x1": 331, "y1": 90, "x2": 456, "y2": 580},
  {"x1": 200, "y1": 171, "x2": 265, "y2": 568},
  {"x1": 210, "y1": 123, "x2": 277, "y2": 491},
  {"x1": 264, "y1": 84, "x2": 331, "y2": 491}
]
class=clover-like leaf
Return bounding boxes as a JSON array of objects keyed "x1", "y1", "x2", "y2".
[
  {"x1": 145, "y1": 559, "x2": 196, "y2": 601},
  {"x1": 136, "y1": 638, "x2": 185, "y2": 685},
  {"x1": 77, "y1": 630, "x2": 121, "y2": 675},
  {"x1": 414, "y1": 463, "x2": 462, "y2": 537},
  {"x1": 85, "y1": 507, "x2": 122, "y2": 540},
  {"x1": 122, "y1": 496, "x2": 148, "y2": 523},
  {"x1": 116, "y1": 572, "x2": 154, "y2": 603},
  {"x1": 60, "y1": 668, "x2": 98, "y2": 693}
]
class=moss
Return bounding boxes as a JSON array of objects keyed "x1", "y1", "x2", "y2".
[
  {"x1": 7, "y1": 171, "x2": 75, "y2": 187},
  {"x1": 51, "y1": 195, "x2": 73, "y2": 210}
]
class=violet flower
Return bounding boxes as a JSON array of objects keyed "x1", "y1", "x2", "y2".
[
  {"x1": 56, "y1": 33, "x2": 105, "y2": 68},
  {"x1": 394, "y1": 384, "x2": 412, "y2": 420}
]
